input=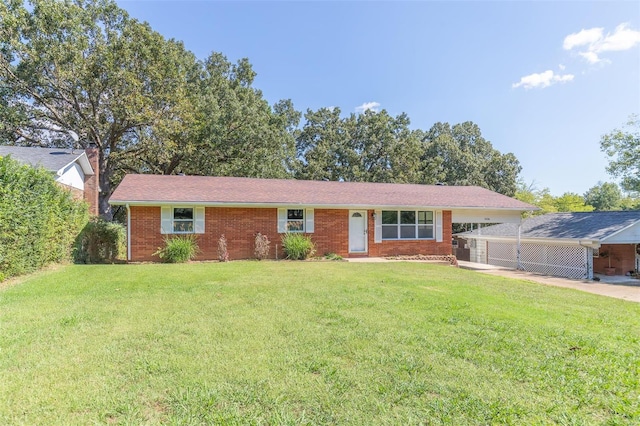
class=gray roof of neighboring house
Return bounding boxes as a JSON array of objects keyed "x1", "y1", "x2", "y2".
[
  {"x1": 459, "y1": 211, "x2": 640, "y2": 241},
  {"x1": 0, "y1": 146, "x2": 90, "y2": 174}
]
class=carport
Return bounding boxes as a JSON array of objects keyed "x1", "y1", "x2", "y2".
[{"x1": 458, "y1": 211, "x2": 640, "y2": 280}]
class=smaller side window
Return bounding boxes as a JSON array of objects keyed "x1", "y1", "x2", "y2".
[
  {"x1": 287, "y1": 209, "x2": 304, "y2": 232},
  {"x1": 173, "y1": 208, "x2": 194, "y2": 233}
]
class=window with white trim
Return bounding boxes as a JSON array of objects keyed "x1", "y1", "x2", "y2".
[
  {"x1": 161, "y1": 206, "x2": 205, "y2": 235},
  {"x1": 173, "y1": 207, "x2": 194, "y2": 233},
  {"x1": 381, "y1": 210, "x2": 434, "y2": 240},
  {"x1": 286, "y1": 209, "x2": 305, "y2": 232}
]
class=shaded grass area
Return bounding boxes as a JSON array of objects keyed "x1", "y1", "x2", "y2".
[{"x1": 0, "y1": 262, "x2": 639, "y2": 424}]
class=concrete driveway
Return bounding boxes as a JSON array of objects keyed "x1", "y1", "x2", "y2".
[{"x1": 458, "y1": 261, "x2": 640, "y2": 303}]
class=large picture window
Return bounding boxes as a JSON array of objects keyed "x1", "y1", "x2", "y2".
[{"x1": 381, "y1": 210, "x2": 434, "y2": 240}]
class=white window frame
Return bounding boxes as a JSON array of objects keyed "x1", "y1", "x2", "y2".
[
  {"x1": 380, "y1": 210, "x2": 435, "y2": 240},
  {"x1": 172, "y1": 207, "x2": 195, "y2": 234},
  {"x1": 161, "y1": 206, "x2": 205, "y2": 235},
  {"x1": 286, "y1": 208, "x2": 305, "y2": 233},
  {"x1": 278, "y1": 208, "x2": 314, "y2": 233}
]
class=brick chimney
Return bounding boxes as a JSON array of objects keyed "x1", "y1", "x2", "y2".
[{"x1": 84, "y1": 145, "x2": 100, "y2": 216}]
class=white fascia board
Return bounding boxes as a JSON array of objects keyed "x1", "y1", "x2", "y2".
[
  {"x1": 58, "y1": 152, "x2": 94, "y2": 177},
  {"x1": 462, "y1": 234, "x2": 601, "y2": 247}
]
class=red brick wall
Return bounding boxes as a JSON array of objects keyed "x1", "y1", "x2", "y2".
[
  {"x1": 128, "y1": 207, "x2": 453, "y2": 261},
  {"x1": 130, "y1": 206, "x2": 164, "y2": 261},
  {"x1": 83, "y1": 147, "x2": 100, "y2": 216},
  {"x1": 200, "y1": 207, "x2": 278, "y2": 260},
  {"x1": 312, "y1": 209, "x2": 349, "y2": 257},
  {"x1": 594, "y1": 244, "x2": 637, "y2": 275}
]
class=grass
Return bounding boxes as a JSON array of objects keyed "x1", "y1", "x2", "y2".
[{"x1": 0, "y1": 261, "x2": 639, "y2": 425}]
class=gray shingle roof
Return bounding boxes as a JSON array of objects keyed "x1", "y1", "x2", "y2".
[
  {"x1": 460, "y1": 211, "x2": 640, "y2": 241},
  {"x1": 0, "y1": 146, "x2": 83, "y2": 172}
]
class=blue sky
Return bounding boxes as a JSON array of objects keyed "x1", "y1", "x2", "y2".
[{"x1": 117, "y1": 1, "x2": 640, "y2": 196}]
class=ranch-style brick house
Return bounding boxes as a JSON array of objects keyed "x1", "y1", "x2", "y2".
[{"x1": 109, "y1": 174, "x2": 537, "y2": 261}]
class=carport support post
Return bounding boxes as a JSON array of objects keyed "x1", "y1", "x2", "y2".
[{"x1": 516, "y1": 223, "x2": 523, "y2": 270}]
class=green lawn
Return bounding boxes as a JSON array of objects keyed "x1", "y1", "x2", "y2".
[{"x1": 0, "y1": 262, "x2": 639, "y2": 425}]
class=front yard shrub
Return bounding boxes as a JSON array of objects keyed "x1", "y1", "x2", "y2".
[
  {"x1": 154, "y1": 235, "x2": 199, "y2": 263},
  {"x1": 0, "y1": 156, "x2": 89, "y2": 280},
  {"x1": 74, "y1": 218, "x2": 126, "y2": 263},
  {"x1": 254, "y1": 232, "x2": 270, "y2": 260},
  {"x1": 281, "y1": 233, "x2": 316, "y2": 260},
  {"x1": 218, "y1": 235, "x2": 229, "y2": 262}
]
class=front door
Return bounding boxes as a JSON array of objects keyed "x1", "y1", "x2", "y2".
[{"x1": 349, "y1": 210, "x2": 367, "y2": 253}]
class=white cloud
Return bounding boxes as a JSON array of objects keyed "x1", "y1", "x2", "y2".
[
  {"x1": 598, "y1": 23, "x2": 640, "y2": 52},
  {"x1": 558, "y1": 64, "x2": 566, "y2": 71},
  {"x1": 564, "y1": 23, "x2": 640, "y2": 64},
  {"x1": 563, "y1": 27, "x2": 603, "y2": 50},
  {"x1": 355, "y1": 101, "x2": 380, "y2": 113},
  {"x1": 512, "y1": 70, "x2": 575, "y2": 90}
]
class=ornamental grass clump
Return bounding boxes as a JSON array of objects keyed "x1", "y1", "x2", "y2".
[
  {"x1": 254, "y1": 232, "x2": 270, "y2": 260},
  {"x1": 154, "y1": 235, "x2": 199, "y2": 263},
  {"x1": 281, "y1": 233, "x2": 316, "y2": 260}
]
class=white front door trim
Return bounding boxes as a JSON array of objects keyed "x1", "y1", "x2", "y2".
[{"x1": 349, "y1": 210, "x2": 368, "y2": 253}]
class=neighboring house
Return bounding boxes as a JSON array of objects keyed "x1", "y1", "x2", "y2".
[
  {"x1": 0, "y1": 145, "x2": 100, "y2": 215},
  {"x1": 458, "y1": 211, "x2": 640, "y2": 279},
  {"x1": 109, "y1": 174, "x2": 536, "y2": 261}
]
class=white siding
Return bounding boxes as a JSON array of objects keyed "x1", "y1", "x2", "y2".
[
  {"x1": 604, "y1": 222, "x2": 640, "y2": 243},
  {"x1": 55, "y1": 163, "x2": 84, "y2": 191},
  {"x1": 451, "y1": 209, "x2": 523, "y2": 224}
]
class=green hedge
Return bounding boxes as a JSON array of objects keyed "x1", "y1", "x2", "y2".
[
  {"x1": 74, "y1": 218, "x2": 126, "y2": 264},
  {"x1": 0, "y1": 156, "x2": 89, "y2": 280}
]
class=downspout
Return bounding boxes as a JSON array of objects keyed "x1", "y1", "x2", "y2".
[{"x1": 126, "y1": 203, "x2": 131, "y2": 261}]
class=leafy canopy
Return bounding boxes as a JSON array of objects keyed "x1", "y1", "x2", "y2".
[{"x1": 600, "y1": 115, "x2": 640, "y2": 194}]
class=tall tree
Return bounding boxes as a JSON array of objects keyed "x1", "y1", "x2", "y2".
[
  {"x1": 553, "y1": 192, "x2": 594, "y2": 212},
  {"x1": 294, "y1": 108, "x2": 421, "y2": 183},
  {"x1": 181, "y1": 54, "x2": 299, "y2": 179},
  {"x1": 1, "y1": 0, "x2": 198, "y2": 218},
  {"x1": 600, "y1": 115, "x2": 640, "y2": 194},
  {"x1": 294, "y1": 107, "x2": 352, "y2": 181},
  {"x1": 420, "y1": 122, "x2": 521, "y2": 196},
  {"x1": 350, "y1": 110, "x2": 422, "y2": 183},
  {"x1": 583, "y1": 182, "x2": 622, "y2": 211}
]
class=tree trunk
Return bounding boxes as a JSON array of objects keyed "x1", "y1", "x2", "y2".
[{"x1": 98, "y1": 154, "x2": 113, "y2": 221}]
